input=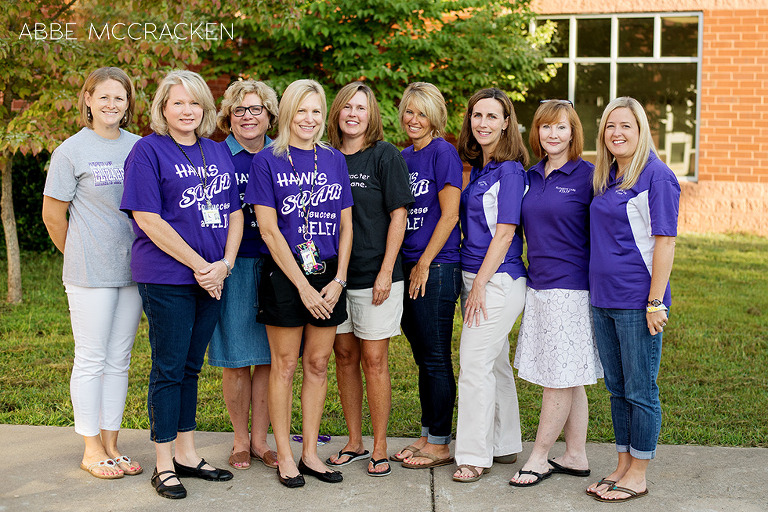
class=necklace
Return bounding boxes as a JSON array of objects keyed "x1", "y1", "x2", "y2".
[
  {"x1": 286, "y1": 145, "x2": 317, "y2": 241},
  {"x1": 171, "y1": 135, "x2": 212, "y2": 207}
]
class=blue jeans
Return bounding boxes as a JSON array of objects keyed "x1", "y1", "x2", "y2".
[
  {"x1": 138, "y1": 283, "x2": 222, "y2": 443},
  {"x1": 592, "y1": 306, "x2": 663, "y2": 459},
  {"x1": 401, "y1": 262, "x2": 461, "y2": 444}
]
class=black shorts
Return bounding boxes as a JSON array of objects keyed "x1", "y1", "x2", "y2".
[{"x1": 256, "y1": 256, "x2": 348, "y2": 328}]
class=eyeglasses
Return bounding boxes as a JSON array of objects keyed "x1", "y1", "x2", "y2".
[
  {"x1": 233, "y1": 105, "x2": 265, "y2": 117},
  {"x1": 540, "y1": 99, "x2": 573, "y2": 107}
]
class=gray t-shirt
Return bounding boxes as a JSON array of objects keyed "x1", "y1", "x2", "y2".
[{"x1": 44, "y1": 127, "x2": 140, "y2": 287}]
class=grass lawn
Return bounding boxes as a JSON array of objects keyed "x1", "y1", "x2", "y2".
[{"x1": 1, "y1": 233, "x2": 766, "y2": 446}]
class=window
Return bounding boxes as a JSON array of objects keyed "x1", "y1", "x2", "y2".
[{"x1": 517, "y1": 13, "x2": 702, "y2": 179}]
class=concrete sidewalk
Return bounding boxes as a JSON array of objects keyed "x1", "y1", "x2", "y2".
[{"x1": 1, "y1": 424, "x2": 765, "y2": 511}]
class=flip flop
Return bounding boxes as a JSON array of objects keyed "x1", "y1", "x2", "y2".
[
  {"x1": 508, "y1": 468, "x2": 553, "y2": 487},
  {"x1": 250, "y1": 448, "x2": 278, "y2": 469},
  {"x1": 325, "y1": 449, "x2": 370, "y2": 467},
  {"x1": 402, "y1": 451, "x2": 454, "y2": 469},
  {"x1": 548, "y1": 458, "x2": 590, "y2": 477},
  {"x1": 229, "y1": 449, "x2": 251, "y2": 470},
  {"x1": 453, "y1": 464, "x2": 490, "y2": 483},
  {"x1": 80, "y1": 458, "x2": 124, "y2": 480},
  {"x1": 586, "y1": 477, "x2": 617, "y2": 496},
  {"x1": 390, "y1": 444, "x2": 420, "y2": 462},
  {"x1": 593, "y1": 485, "x2": 649, "y2": 502},
  {"x1": 367, "y1": 458, "x2": 391, "y2": 477},
  {"x1": 113, "y1": 455, "x2": 143, "y2": 475}
]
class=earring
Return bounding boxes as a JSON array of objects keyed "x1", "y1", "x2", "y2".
[{"x1": 87, "y1": 107, "x2": 92, "y2": 121}]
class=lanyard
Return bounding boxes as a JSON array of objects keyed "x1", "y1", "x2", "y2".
[
  {"x1": 286, "y1": 145, "x2": 317, "y2": 241},
  {"x1": 171, "y1": 135, "x2": 212, "y2": 207}
]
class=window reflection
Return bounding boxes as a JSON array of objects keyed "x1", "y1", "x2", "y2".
[
  {"x1": 577, "y1": 19, "x2": 610, "y2": 57},
  {"x1": 662, "y1": 17, "x2": 698, "y2": 57},
  {"x1": 575, "y1": 63, "x2": 610, "y2": 155},
  {"x1": 619, "y1": 18, "x2": 654, "y2": 57}
]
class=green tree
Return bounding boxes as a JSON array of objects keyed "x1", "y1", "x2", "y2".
[
  {"x1": 0, "y1": 0, "x2": 217, "y2": 303},
  {"x1": 210, "y1": 0, "x2": 555, "y2": 140}
]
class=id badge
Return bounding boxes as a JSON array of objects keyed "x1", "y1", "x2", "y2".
[
  {"x1": 202, "y1": 205, "x2": 221, "y2": 226},
  {"x1": 296, "y1": 240, "x2": 324, "y2": 274}
]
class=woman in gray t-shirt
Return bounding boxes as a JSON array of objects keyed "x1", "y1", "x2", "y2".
[{"x1": 42, "y1": 67, "x2": 143, "y2": 480}]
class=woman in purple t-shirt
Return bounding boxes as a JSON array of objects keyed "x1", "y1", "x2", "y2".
[
  {"x1": 121, "y1": 70, "x2": 243, "y2": 499},
  {"x1": 246, "y1": 79, "x2": 353, "y2": 488},
  {"x1": 587, "y1": 97, "x2": 680, "y2": 503},
  {"x1": 511, "y1": 100, "x2": 603, "y2": 487},
  {"x1": 453, "y1": 88, "x2": 529, "y2": 483},
  {"x1": 391, "y1": 82, "x2": 463, "y2": 469}
]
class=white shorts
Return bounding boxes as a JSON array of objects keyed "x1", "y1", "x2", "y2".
[{"x1": 336, "y1": 281, "x2": 404, "y2": 340}]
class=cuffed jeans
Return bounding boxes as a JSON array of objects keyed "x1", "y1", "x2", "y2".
[
  {"x1": 138, "y1": 283, "x2": 222, "y2": 443},
  {"x1": 66, "y1": 284, "x2": 142, "y2": 436},
  {"x1": 401, "y1": 262, "x2": 461, "y2": 445},
  {"x1": 592, "y1": 306, "x2": 663, "y2": 460},
  {"x1": 455, "y1": 272, "x2": 525, "y2": 467}
]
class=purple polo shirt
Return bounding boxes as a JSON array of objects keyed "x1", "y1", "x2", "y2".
[
  {"x1": 401, "y1": 138, "x2": 463, "y2": 264},
  {"x1": 245, "y1": 145, "x2": 354, "y2": 261},
  {"x1": 459, "y1": 159, "x2": 528, "y2": 278},
  {"x1": 589, "y1": 152, "x2": 680, "y2": 309},
  {"x1": 221, "y1": 134, "x2": 272, "y2": 258},
  {"x1": 522, "y1": 157, "x2": 594, "y2": 291},
  {"x1": 120, "y1": 132, "x2": 240, "y2": 285}
]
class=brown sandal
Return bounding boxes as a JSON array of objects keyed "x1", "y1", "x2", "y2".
[
  {"x1": 389, "y1": 444, "x2": 420, "y2": 462},
  {"x1": 251, "y1": 448, "x2": 278, "y2": 469},
  {"x1": 452, "y1": 464, "x2": 489, "y2": 482},
  {"x1": 228, "y1": 449, "x2": 251, "y2": 470}
]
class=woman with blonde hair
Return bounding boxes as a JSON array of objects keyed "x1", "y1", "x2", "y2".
[
  {"x1": 510, "y1": 99, "x2": 602, "y2": 487},
  {"x1": 208, "y1": 79, "x2": 280, "y2": 471},
  {"x1": 324, "y1": 82, "x2": 412, "y2": 477},
  {"x1": 121, "y1": 69, "x2": 243, "y2": 499},
  {"x1": 43, "y1": 67, "x2": 142, "y2": 480},
  {"x1": 390, "y1": 82, "x2": 463, "y2": 469},
  {"x1": 586, "y1": 96, "x2": 680, "y2": 503},
  {"x1": 245, "y1": 79, "x2": 354, "y2": 488},
  {"x1": 452, "y1": 88, "x2": 529, "y2": 483}
]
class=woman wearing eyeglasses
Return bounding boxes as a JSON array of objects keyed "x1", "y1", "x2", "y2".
[
  {"x1": 245, "y1": 79, "x2": 353, "y2": 488},
  {"x1": 509, "y1": 99, "x2": 603, "y2": 487},
  {"x1": 207, "y1": 80, "x2": 280, "y2": 471}
]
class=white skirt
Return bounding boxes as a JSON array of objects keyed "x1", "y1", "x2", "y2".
[{"x1": 514, "y1": 287, "x2": 603, "y2": 388}]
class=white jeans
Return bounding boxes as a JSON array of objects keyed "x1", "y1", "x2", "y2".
[
  {"x1": 455, "y1": 272, "x2": 526, "y2": 467},
  {"x1": 65, "y1": 284, "x2": 142, "y2": 436}
]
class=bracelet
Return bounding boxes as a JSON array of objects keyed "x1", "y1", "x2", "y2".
[
  {"x1": 646, "y1": 305, "x2": 668, "y2": 313},
  {"x1": 220, "y1": 257, "x2": 232, "y2": 277},
  {"x1": 333, "y1": 277, "x2": 347, "y2": 288}
]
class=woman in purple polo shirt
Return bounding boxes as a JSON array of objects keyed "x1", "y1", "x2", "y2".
[
  {"x1": 510, "y1": 100, "x2": 603, "y2": 487},
  {"x1": 208, "y1": 79, "x2": 279, "y2": 471},
  {"x1": 121, "y1": 70, "x2": 242, "y2": 499},
  {"x1": 586, "y1": 97, "x2": 680, "y2": 503},
  {"x1": 452, "y1": 88, "x2": 529, "y2": 483},
  {"x1": 391, "y1": 82, "x2": 463, "y2": 469},
  {"x1": 245, "y1": 79, "x2": 353, "y2": 488}
]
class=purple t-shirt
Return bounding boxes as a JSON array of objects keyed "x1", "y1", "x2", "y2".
[
  {"x1": 245, "y1": 145, "x2": 354, "y2": 261},
  {"x1": 460, "y1": 159, "x2": 528, "y2": 278},
  {"x1": 120, "y1": 132, "x2": 240, "y2": 285},
  {"x1": 401, "y1": 138, "x2": 463, "y2": 263},
  {"x1": 221, "y1": 134, "x2": 271, "y2": 258},
  {"x1": 522, "y1": 157, "x2": 594, "y2": 291},
  {"x1": 589, "y1": 152, "x2": 680, "y2": 309}
]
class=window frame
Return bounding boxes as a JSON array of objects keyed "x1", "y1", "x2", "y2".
[{"x1": 533, "y1": 12, "x2": 703, "y2": 181}]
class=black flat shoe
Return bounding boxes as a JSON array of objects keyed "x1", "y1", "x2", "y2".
[
  {"x1": 151, "y1": 468, "x2": 187, "y2": 499},
  {"x1": 173, "y1": 458, "x2": 233, "y2": 481},
  {"x1": 298, "y1": 459, "x2": 343, "y2": 483},
  {"x1": 277, "y1": 467, "x2": 305, "y2": 488}
]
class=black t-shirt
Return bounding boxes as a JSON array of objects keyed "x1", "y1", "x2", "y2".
[{"x1": 344, "y1": 141, "x2": 414, "y2": 289}]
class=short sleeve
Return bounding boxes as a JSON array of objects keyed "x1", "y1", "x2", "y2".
[
  {"x1": 44, "y1": 146, "x2": 78, "y2": 202},
  {"x1": 120, "y1": 140, "x2": 162, "y2": 217},
  {"x1": 434, "y1": 145, "x2": 463, "y2": 191},
  {"x1": 649, "y1": 171, "x2": 680, "y2": 237},
  {"x1": 379, "y1": 146, "x2": 414, "y2": 212},
  {"x1": 497, "y1": 163, "x2": 526, "y2": 225},
  {"x1": 245, "y1": 152, "x2": 277, "y2": 209}
]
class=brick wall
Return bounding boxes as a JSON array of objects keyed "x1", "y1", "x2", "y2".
[{"x1": 531, "y1": 0, "x2": 768, "y2": 235}]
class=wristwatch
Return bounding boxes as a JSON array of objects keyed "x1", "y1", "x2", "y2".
[
  {"x1": 333, "y1": 277, "x2": 347, "y2": 288},
  {"x1": 647, "y1": 299, "x2": 663, "y2": 307}
]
